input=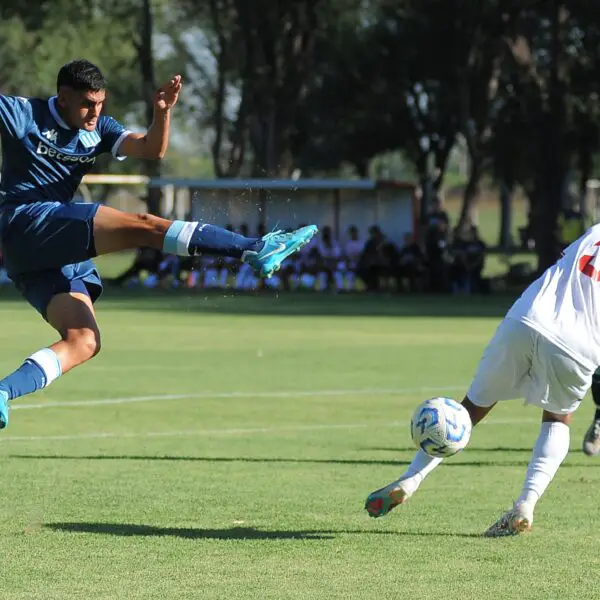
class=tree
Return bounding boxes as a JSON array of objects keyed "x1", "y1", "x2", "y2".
[
  {"x1": 295, "y1": 0, "x2": 460, "y2": 225},
  {"x1": 137, "y1": 0, "x2": 162, "y2": 215},
  {"x1": 501, "y1": 2, "x2": 589, "y2": 270},
  {"x1": 173, "y1": 0, "x2": 325, "y2": 177}
]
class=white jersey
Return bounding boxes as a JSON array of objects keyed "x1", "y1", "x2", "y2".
[
  {"x1": 318, "y1": 240, "x2": 341, "y2": 260},
  {"x1": 344, "y1": 239, "x2": 364, "y2": 263},
  {"x1": 507, "y1": 224, "x2": 600, "y2": 370}
]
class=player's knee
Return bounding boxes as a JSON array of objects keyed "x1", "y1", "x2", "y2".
[
  {"x1": 66, "y1": 328, "x2": 101, "y2": 363},
  {"x1": 130, "y1": 213, "x2": 170, "y2": 247},
  {"x1": 135, "y1": 213, "x2": 168, "y2": 235}
]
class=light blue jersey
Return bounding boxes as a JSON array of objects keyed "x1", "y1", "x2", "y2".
[{"x1": 0, "y1": 95, "x2": 129, "y2": 205}]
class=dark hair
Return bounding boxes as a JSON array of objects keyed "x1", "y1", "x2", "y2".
[{"x1": 56, "y1": 59, "x2": 106, "y2": 93}]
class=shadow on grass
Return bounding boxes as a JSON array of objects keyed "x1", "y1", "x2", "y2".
[
  {"x1": 365, "y1": 446, "x2": 531, "y2": 453},
  {"x1": 10, "y1": 453, "x2": 589, "y2": 467},
  {"x1": 364, "y1": 446, "x2": 586, "y2": 454},
  {"x1": 44, "y1": 522, "x2": 481, "y2": 540}
]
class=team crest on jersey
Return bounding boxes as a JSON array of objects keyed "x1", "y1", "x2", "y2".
[
  {"x1": 42, "y1": 128, "x2": 58, "y2": 143},
  {"x1": 79, "y1": 130, "x2": 101, "y2": 149}
]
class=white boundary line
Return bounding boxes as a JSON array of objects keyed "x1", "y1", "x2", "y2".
[
  {"x1": 11, "y1": 385, "x2": 469, "y2": 411},
  {"x1": 1, "y1": 385, "x2": 539, "y2": 443}
]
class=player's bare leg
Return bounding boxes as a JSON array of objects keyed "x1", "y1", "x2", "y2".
[
  {"x1": 484, "y1": 410, "x2": 571, "y2": 537},
  {"x1": 0, "y1": 292, "x2": 100, "y2": 429},
  {"x1": 46, "y1": 292, "x2": 101, "y2": 373},
  {"x1": 365, "y1": 397, "x2": 494, "y2": 518},
  {"x1": 92, "y1": 205, "x2": 317, "y2": 279}
]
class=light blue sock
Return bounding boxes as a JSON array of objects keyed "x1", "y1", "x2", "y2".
[
  {"x1": 0, "y1": 348, "x2": 62, "y2": 401},
  {"x1": 163, "y1": 221, "x2": 262, "y2": 258}
]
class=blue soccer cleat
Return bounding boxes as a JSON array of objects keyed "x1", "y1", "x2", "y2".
[
  {"x1": 244, "y1": 225, "x2": 318, "y2": 278},
  {"x1": 0, "y1": 390, "x2": 8, "y2": 430}
]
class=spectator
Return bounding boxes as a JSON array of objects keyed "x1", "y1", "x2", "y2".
[
  {"x1": 396, "y1": 233, "x2": 426, "y2": 292},
  {"x1": 427, "y1": 195, "x2": 450, "y2": 229},
  {"x1": 343, "y1": 226, "x2": 365, "y2": 291},
  {"x1": 425, "y1": 218, "x2": 451, "y2": 293},
  {"x1": 463, "y1": 225, "x2": 487, "y2": 293},
  {"x1": 317, "y1": 226, "x2": 342, "y2": 291},
  {"x1": 358, "y1": 226, "x2": 387, "y2": 292},
  {"x1": 108, "y1": 247, "x2": 165, "y2": 287},
  {"x1": 450, "y1": 225, "x2": 487, "y2": 294}
]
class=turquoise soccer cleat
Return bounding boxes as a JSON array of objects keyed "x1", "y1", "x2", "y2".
[
  {"x1": 244, "y1": 225, "x2": 318, "y2": 278},
  {"x1": 0, "y1": 390, "x2": 8, "y2": 430}
]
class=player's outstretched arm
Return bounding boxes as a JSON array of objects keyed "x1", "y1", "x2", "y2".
[{"x1": 118, "y1": 74, "x2": 182, "y2": 160}]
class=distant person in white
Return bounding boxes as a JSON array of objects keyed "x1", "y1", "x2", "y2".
[
  {"x1": 365, "y1": 225, "x2": 600, "y2": 536},
  {"x1": 342, "y1": 226, "x2": 365, "y2": 291}
]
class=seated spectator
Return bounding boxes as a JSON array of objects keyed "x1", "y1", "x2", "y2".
[
  {"x1": 396, "y1": 233, "x2": 426, "y2": 292},
  {"x1": 427, "y1": 195, "x2": 450, "y2": 230},
  {"x1": 200, "y1": 256, "x2": 230, "y2": 289},
  {"x1": 108, "y1": 247, "x2": 165, "y2": 287},
  {"x1": 425, "y1": 219, "x2": 451, "y2": 293},
  {"x1": 463, "y1": 225, "x2": 487, "y2": 293},
  {"x1": 235, "y1": 261, "x2": 259, "y2": 291},
  {"x1": 316, "y1": 226, "x2": 342, "y2": 291},
  {"x1": 299, "y1": 246, "x2": 322, "y2": 290},
  {"x1": 342, "y1": 226, "x2": 365, "y2": 291},
  {"x1": 450, "y1": 225, "x2": 487, "y2": 294},
  {"x1": 357, "y1": 226, "x2": 387, "y2": 292}
]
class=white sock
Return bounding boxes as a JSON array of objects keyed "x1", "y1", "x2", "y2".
[
  {"x1": 29, "y1": 348, "x2": 63, "y2": 387},
  {"x1": 516, "y1": 421, "x2": 570, "y2": 507},
  {"x1": 396, "y1": 450, "x2": 443, "y2": 493}
]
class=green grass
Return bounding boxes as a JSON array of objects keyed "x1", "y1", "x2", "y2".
[{"x1": 0, "y1": 291, "x2": 598, "y2": 600}]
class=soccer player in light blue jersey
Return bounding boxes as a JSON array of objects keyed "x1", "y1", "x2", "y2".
[{"x1": 0, "y1": 59, "x2": 317, "y2": 429}]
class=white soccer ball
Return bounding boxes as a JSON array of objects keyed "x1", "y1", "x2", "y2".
[{"x1": 410, "y1": 397, "x2": 472, "y2": 457}]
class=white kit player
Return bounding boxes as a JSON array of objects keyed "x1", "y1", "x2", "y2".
[{"x1": 365, "y1": 225, "x2": 600, "y2": 536}]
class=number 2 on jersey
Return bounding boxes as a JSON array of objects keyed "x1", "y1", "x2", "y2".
[{"x1": 578, "y1": 242, "x2": 600, "y2": 281}]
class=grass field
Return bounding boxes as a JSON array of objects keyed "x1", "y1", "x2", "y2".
[{"x1": 1, "y1": 290, "x2": 599, "y2": 600}]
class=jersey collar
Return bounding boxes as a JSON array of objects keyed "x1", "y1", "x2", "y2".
[{"x1": 48, "y1": 96, "x2": 72, "y2": 130}]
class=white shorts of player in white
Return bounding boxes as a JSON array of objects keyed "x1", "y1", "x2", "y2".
[{"x1": 468, "y1": 317, "x2": 594, "y2": 414}]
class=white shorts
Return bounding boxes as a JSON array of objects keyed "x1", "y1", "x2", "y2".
[{"x1": 467, "y1": 318, "x2": 594, "y2": 415}]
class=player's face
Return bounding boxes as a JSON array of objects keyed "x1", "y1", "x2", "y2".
[{"x1": 58, "y1": 88, "x2": 105, "y2": 131}]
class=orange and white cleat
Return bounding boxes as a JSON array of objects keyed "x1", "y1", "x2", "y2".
[
  {"x1": 364, "y1": 479, "x2": 415, "y2": 518},
  {"x1": 484, "y1": 502, "x2": 534, "y2": 537}
]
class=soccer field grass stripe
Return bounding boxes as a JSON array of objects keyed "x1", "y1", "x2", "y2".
[
  {"x1": 0, "y1": 417, "x2": 539, "y2": 443},
  {"x1": 11, "y1": 385, "x2": 470, "y2": 411}
]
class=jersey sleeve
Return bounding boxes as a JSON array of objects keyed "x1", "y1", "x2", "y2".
[
  {"x1": 97, "y1": 116, "x2": 131, "y2": 161},
  {"x1": 0, "y1": 95, "x2": 33, "y2": 139}
]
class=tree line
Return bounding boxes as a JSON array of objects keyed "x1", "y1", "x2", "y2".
[{"x1": 1, "y1": 0, "x2": 599, "y2": 268}]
